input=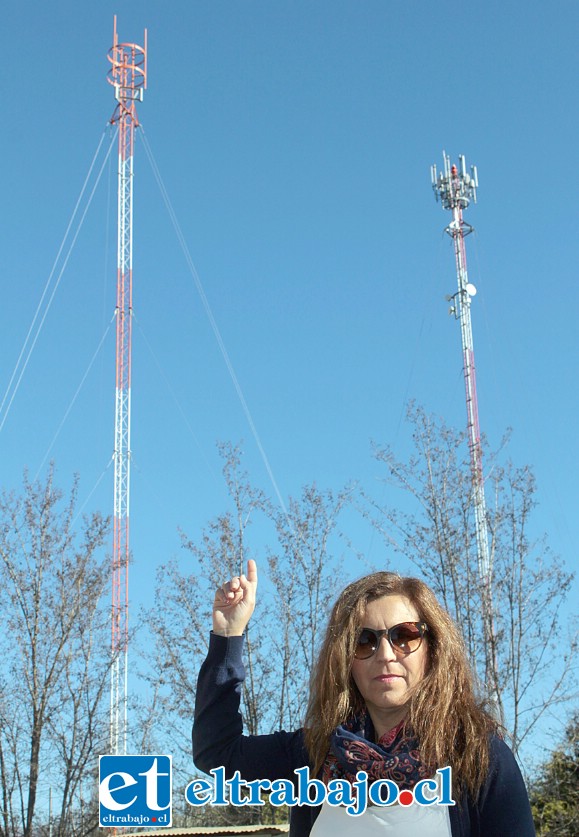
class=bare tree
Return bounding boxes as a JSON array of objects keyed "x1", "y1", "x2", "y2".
[
  {"x1": 144, "y1": 444, "x2": 351, "y2": 827},
  {"x1": 486, "y1": 462, "x2": 577, "y2": 751},
  {"x1": 46, "y1": 601, "x2": 112, "y2": 837},
  {"x1": 0, "y1": 468, "x2": 110, "y2": 837},
  {"x1": 365, "y1": 403, "x2": 577, "y2": 757},
  {"x1": 266, "y1": 483, "x2": 351, "y2": 729},
  {"x1": 143, "y1": 443, "x2": 271, "y2": 826}
]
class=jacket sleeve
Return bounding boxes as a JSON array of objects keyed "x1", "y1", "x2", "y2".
[
  {"x1": 193, "y1": 632, "x2": 309, "y2": 782},
  {"x1": 472, "y1": 736, "x2": 536, "y2": 836}
]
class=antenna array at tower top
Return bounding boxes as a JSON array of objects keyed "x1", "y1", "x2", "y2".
[{"x1": 431, "y1": 151, "x2": 479, "y2": 211}]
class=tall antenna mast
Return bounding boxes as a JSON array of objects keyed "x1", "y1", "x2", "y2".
[
  {"x1": 431, "y1": 151, "x2": 490, "y2": 578},
  {"x1": 431, "y1": 152, "x2": 501, "y2": 714},
  {"x1": 107, "y1": 16, "x2": 147, "y2": 755}
]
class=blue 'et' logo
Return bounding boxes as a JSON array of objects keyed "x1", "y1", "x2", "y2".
[{"x1": 99, "y1": 755, "x2": 172, "y2": 828}]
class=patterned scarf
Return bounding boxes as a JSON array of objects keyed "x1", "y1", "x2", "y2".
[{"x1": 322, "y1": 713, "x2": 431, "y2": 790}]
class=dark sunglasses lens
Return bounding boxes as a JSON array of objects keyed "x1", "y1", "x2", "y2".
[
  {"x1": 390, "y1": 623, "x2": 422, "y2": 653},
  {"x1": 355, "y1": 628, "x2": 378, "y2": 659}
]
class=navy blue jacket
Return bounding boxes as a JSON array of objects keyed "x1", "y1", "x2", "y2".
[{"x1": 193, "y1": 634, "x2": 535, "y2": 836}]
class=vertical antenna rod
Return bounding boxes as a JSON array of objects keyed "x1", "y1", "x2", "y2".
[{"x1": 107, "y1": 16, "x2": 147, "y2": 755}]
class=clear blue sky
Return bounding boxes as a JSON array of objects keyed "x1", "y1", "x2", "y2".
[{"x1": 1, "y1": 3, "x2": 577, "y2": 651}]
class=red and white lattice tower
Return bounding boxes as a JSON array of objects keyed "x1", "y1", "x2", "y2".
[
  {"x1": 431, "y1": 152, "x2": 490, "y2": 580},
  {"x1": 107, "y1": 17, "x2": 147, "y2": 755},
  {"x1": 431, "y1": 154, "x2": 503, "y2": 714}
]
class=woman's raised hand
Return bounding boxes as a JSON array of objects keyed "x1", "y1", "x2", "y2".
[{"x1": 212, "y1": 559, "x2": 258, "y2": 637}]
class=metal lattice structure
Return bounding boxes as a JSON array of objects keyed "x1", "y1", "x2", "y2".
[
  {"x1": 107, "y1": 16, "x2": 147, "y2": 755},
  {"x1": 431, "y1": 153, "x2": 503, "y2": 714},
  {"x1": 431, "y1": 152, "x2": 491, "y2": 581}
]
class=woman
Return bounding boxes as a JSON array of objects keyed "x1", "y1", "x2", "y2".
[{"x1": 193, "y1": 559, "x2": 535, "y2": 836}]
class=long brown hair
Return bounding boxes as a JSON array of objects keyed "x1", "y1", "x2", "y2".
[{"x1": 303, "y1": 571, "x2": 498, "y2": 798}]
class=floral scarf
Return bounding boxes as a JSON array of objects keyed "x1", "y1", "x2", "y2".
[{"x1": 322, "y1": 713, "x2": 431, "y2": 790}]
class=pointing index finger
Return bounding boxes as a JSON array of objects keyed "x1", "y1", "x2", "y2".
[{"x1": 246, "y1": 559, "x2": 258, "y2": 584}]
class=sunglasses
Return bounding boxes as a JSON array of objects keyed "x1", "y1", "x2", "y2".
[{"x1": 354, "y1": 622, "x2": 429, "y2": 659}]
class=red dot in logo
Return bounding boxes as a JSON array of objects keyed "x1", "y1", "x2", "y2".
[
  {"x1": 399, "y1": 790, "x2": 414, "y2": 806},
  {"x1": 152, "y1": 818, "x2": 157, "y2": 822}
]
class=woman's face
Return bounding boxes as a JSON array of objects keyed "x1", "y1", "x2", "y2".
[{"x1": 350, "y1": 594, "x2": 428, "y2": 736}]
